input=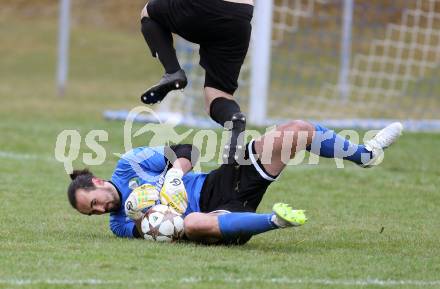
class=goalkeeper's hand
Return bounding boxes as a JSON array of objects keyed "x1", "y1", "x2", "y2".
[
  {"x1": 160, "y1": 168, "x2": 188, "y2": 215},
  {"x1": 125, "y1": 184, "x2": 159, "y2": 220}
]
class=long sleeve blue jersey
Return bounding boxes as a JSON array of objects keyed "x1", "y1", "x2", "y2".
[{"x1": 109, "y1": 146, "x2": 207, "y2": 238}]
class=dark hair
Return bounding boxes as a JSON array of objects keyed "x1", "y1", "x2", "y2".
[{"x1": 67, "y1": 169, "x2": 95, "y2": 209}]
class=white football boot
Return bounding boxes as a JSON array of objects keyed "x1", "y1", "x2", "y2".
[{"x1": 362, "y1": 122, "x2": 403, "y2": 168}]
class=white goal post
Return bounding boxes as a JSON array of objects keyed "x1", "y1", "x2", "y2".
[
  {"x1": 249, "y1": 0, "x2": 354, "y2": 126},
  {"x1": 249, "y1": 0, "x2": 274, "y2": 126},
  {"x1": 57, "y1": 0, "x2": 71, "y2": 97}
]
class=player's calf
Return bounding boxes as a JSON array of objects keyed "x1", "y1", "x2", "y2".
[
  {"x1": 308, "y1": 122, "x2": 403, "y2": 167},
  {"x1": 216, "y1": 204, "x2": 307, "y2": 245},
  {"x1": 183, "y1": 204, "x2": 307, "y2": 245},
  {"x1": 140, "y1": 15, "x2": 185, "y2": 104},
  {"x1": 208, "y1": 95, "x2": 246, "y2": 164}
]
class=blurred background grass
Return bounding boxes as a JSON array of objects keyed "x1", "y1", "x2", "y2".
[
  {"x1": 2, "y1": 0, "x2": 439, "y2": 121},
  {"x1": 0, "y1": 0, "x2": 156, "y2": 122}
]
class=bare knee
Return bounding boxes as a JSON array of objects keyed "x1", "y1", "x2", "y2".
[
  {"x1": 281, "y1": 120, "x2": 314, "y2": 135},
  {"x1": 184, "y1": 212, "x2": 221, "y2": 241},
  {"x1": 183, "y1": 213, "x2": 203, "y2": 238},
  {"x1": 141, "y1": 2, "x2": 150, "y2": 19},
  {"x1": 278, "y1": 120, "x2": 315, "y2": 147},
  {"x1": 204, "y1": 87, "x2": 234, "y2": 114}
]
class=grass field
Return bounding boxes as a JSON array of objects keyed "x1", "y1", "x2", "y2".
[{"x1": 1, "y1": 7, "x2": 440, "y2": 289}]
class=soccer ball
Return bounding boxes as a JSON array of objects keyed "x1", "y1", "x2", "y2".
[{"x1": 141, "y1": 204, "x2": 185, "y2": 242}]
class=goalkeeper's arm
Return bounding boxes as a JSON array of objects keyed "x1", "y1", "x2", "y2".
[
  {"x1": 164, "y1": 144, "x2": 200, "y2": 172},
  {"x1": 161, "y1": 145, "x2": 200, "y2": 214}
]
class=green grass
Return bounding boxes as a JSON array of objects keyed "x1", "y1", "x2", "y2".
[{"x1": 1, "y1": 9, "x2": 440, "y2": 289}]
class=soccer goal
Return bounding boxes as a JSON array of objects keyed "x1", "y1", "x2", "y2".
[{"x1": 150, "y1": 0, "x2": 440, "y2": 131}]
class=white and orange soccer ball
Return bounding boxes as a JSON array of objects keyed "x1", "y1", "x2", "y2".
[{"x1": 141, "y1": 204, "x2": 185, "y2": 242}]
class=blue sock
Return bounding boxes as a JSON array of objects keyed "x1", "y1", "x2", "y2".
[
  {"x1": 308, "y1": 124, "x2": 373, "y2": 165},
  {"x1": 218, "y1": 213, "x2": 278, "y2": 244}
]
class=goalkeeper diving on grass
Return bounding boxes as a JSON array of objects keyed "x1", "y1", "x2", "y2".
[{"x1": 67, "y1": 121, "x2": 402, "y2": 245}]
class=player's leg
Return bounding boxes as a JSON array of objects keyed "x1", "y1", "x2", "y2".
[
  {"x1": 254, "y1": 120, "x2": 404, "y2": 176},
  {"x1": 201, "y1": 14, "x2": 251, "y2": 127},
  {"x1": 184, "y1": 208, "x2": 306, "y2": 245},
  {"x1": 309, "y1": 122, "x2": 403, "y2": 167},
  {"x1": 198, "y1": 0, "x2": 253, "y2": 126},
  {"x1": 200, "y1": 10, "x2": 252, "y2": 164},
  {"x1": 253, "y1": 120, "x2": 315, "y2": 176},
  {"x1": 194, "y1": 154, "x2": 307, "y2": 245},
  {"x1": 140, "y1": 0, "x2": 187, "y2": 105},
  {"x1": 206, "y1": 87, "x2": 246, "y2": 164}
]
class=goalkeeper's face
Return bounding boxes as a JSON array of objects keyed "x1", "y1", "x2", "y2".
[{"x1": 75, "y1": 179, "x2": 120, "y2": 216}]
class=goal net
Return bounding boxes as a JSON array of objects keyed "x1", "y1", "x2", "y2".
[{"x1": 158, "y1": 0, "x2": 440, "y2": 130}]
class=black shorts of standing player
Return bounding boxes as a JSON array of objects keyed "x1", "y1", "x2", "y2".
[
  {"x1": 144, "y1": 0, "x2": 253, "y2": 99},
  {"x1": 198, "y1": 140, "x2": 278, "y2": 244}
]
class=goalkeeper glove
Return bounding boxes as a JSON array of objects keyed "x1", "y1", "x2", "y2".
[
  {"x1": 125, "y1": 184, "x2": 159, "y2": 220},
  {"x1": 160, "y1": 168, "x2": 188, "y2": 215}
]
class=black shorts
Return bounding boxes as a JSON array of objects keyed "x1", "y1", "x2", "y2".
[
  {"x1": 147, "y1": 0, "x2": 254, "y2": 94},
  {"x1": 199, "y1": 140, "x2": 278, "y2": 213}
]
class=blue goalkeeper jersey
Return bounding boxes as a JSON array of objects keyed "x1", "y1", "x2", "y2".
[{"x1": 109, "y1": 146, "x2": 207, "y2": 238}]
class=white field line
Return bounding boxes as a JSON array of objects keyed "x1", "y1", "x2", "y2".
[
  {"x1": 0, "y1": 151, "x2": 55, "y2": 163},
  {"x1": 1, "y1": 277, "x2": 440, "y2": 287}
]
